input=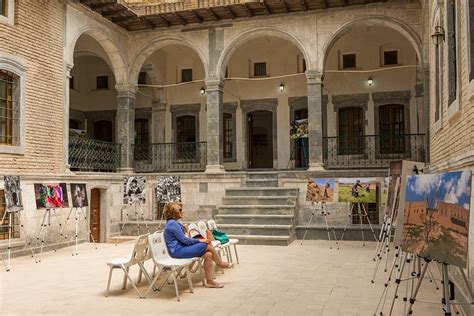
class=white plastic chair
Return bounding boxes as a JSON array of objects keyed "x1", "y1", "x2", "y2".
[
  {"x1": 105, "y1": 234, "x2": 150, "y2": 298},
  {"x1": 208, "y1": 219, "x2": 239, "y2": 264},
  {"x1": 144, "y1": 232, "x2": 194, "y2": 301}
]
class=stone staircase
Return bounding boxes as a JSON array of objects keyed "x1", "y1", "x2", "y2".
[{"x1": 215, "y1": 172, "x2": 298, "y2": 246}]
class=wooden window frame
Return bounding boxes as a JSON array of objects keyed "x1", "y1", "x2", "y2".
[
  {"x1": 96, "y1": 75, "x2": 109, "y2": 90},
  {"x1": 383, "y1": 50, "x2": 399, "y2": 66},
  {"x1": 342, "y1": 53, "x2": 357, "y2": 69},
  {"x1": 338, "y1": 106, "x2": 364, "y2": 155},
  {"x1": 223, "y1": 113, "x2": 233, "y2": 159},
  {"x1": 181, "y1": 68, "x2": 193, "y2": 83}
]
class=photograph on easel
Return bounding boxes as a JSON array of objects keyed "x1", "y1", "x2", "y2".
[
  {"x1": 338, "y1": 178, "x2": 377, "y2": 203},
  {"x1": 290, "y1": 118, "x2": 308, "y2": 139},
  {"x1": 402, "y1": 170, "x2": 472, "y2": 268},
  {"x1": 4, "y1": 176, "x2": 23, "y2": 212},
  {"x1": 70, "y1": 183, "x2": 88, "y2": 208},
  {"x1": 306, "y1": 178, "x2": 335, "y2": 202},
  {"x1": 123, "y1": 176, "x2": 146, "y2": 205},
  {"x1": 34, "y1": 183, "x2": 69, "y2": 209},
  {"x1": 156, "y1": 176, "x2": 181, "y2": 203}
]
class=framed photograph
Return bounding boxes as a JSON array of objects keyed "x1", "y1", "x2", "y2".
[
  {"x1": 4, "y1": 176, "x2": 23, "y2": 212},
  {"x1": 123, "y1": 176, "x2": 146, "y2": 205},
  {"x1": 338, "y1": 178, "x2": 377, "y2": 203},
  {"x1": 34, "y1": 183, "x2": 69, "y2": 209},
  {"x1": 306, "y1": 178, "x2": 335, "y2": 202},
  {"x1": 402, "y1": 170, "x2": 471, "y2": 268},
  {"x1": 70, "y1": 183, "x2": 88, "y2": 208},
  {"x1": 156, "y1": 176, "x2": 181, "y2": 203},
  {"x1": 290, "y1": 119, "x2": 308, "y2": 139}
]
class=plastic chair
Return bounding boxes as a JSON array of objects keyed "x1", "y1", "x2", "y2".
[
  {"x1": 208, "y1": 219, "x2": 239, "y2": 264},
  {"x1": 197, "y1": 220, "x2": 231, "y2": 265},
  {"x1": 105, "y1": 233, "x2": 150, "y2": 298},
  {"x1": 144, "y1": 232, "x2": 194, "y2": 301}
]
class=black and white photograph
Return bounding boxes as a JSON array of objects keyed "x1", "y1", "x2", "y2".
[
  {"x1": 123, "y1": 176, "x2": 146, "y2": 205},
  {"x1": 4, "y1": 176, "x2": 23, "y2": 212},
  {"x1": 70, "y1": 183, "x2": 88, "y2": 208},
  {"x1": 156, "y1": 176, "x2": 181, "y2": 203}
]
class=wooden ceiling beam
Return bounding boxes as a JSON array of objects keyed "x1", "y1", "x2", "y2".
[
  {"x1": 190, "y1": 10, "x2": 203, "y2": 23},
  {"x1": 226, "y1": 6, "x2": 236, "y2": 19},
  {"x1": 141, "y1": 17, "x2": 155, "y2": 29},
  {"x1": 111, "y1": 15, "x2": 136, "y2": 23},
  {"x1": 102, "y1": 8, "x2": 128, "y2": 17},
  {"x1": 157, "y1": 14, "x2": 171, "y2": 27},
  {"x1": 174, "y1": 12, "x2": 187, "y2": 25},
  {"x1": 341, "y1": 0, "x2": 347, "y2": 6},
  {"x1": 281, "y1": 0, "x2": 289, "y2": 13},
  {"x1": 300, "y1": 0, "x2": 307, "y2": 11},
  {"x1": 321, "y1": 0, "x2": 327, "y2": 9},
  {"x1": 208, "y1": 8, "x2": 219, "y2": 21},
  {"x1": 261, "y1": 1, "x2": 271, "y2": 14},
  {"x1": 243, "y1": 3, "x2": 253, "y2": 17},
  {"x1": 90, "y1": 2, "x2": 113, "y2": 11}
]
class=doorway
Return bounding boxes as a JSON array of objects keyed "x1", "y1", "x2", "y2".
[
  {"x1": 90, "y1": 188, "x2": 101, "y2": 242},
  {"x1": 248, "y1": 110, "x2": 273, "y2": 169}
]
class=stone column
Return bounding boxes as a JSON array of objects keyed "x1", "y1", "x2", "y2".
[
  {"x1": 205, "y1": 78, "x2": 225, "y2": 173},
  {"x1": 63, "y1": 62, "x2": 73, "y2": 173},
  {"x1": 306, "y1": 70, "x2": 325, "y2": 171},
  {"x1": 116, "y1": 85, "x2": 136, "y2": 172},
  {"x1": 151, "y1": 91, "x2": 166, "y2": 143}
]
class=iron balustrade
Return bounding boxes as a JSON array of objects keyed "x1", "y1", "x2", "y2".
[
  {"x1": 133, "y1": 142, "x2": 207, "y2": 172},
  {"x1": 69, "y1": 136, "x2": 121, "y2": 172},
  {"x1": 323, "y1": 134, "x2": 425, "y2": 169}
]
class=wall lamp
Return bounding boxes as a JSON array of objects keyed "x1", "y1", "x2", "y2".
[
  {"x1": 431, "y1": 25, "x2": 445, "y2": 46},
  {"x1": 367, "y1": 77, "x2": 374, "y2": 87},
  {"x1": 279, "y1": 82, "x2": 285, "y2": 92},
  {"x1": 200, "y1": 87, "x2": 206, "y2": 95}
]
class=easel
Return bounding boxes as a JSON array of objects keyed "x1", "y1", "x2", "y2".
[
  {"x1": 116, "y1": 202, "x2": 151, "y2": 245},
  {"x1": 34, "y1": 208, "x2": 70, "y2": 260},
  {"x1": 0, "y1": 209, "x2": 36, "y2": 271},
  {"x1": 286, "y1": 137, "x2": 308, "y2": 169},
  {"x1": 301, "y1": 201, "x2": 337, "y2": 248},
  {"x1": 65, "y1": 207, "x2": 97, "y2": 256},
  {"x1": 337, "y1": 202, "x2": 377, "y2": 250}
]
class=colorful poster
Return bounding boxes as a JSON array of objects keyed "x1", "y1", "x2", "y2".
[
  {"x1": 290, "y1": 119, "x2": 308, "y2": 139},
  {"x1": 34, "y1": 183, "x2": 69, "y2": 209},
  {"x1": 123, "y1": 176, "x2": 146, "y2": 205},
  {"x1": 338, "y1": 178, "x2": 377, "y2": 203},
  {"x1": 306, "y1": 178, "x2": 335, "y2": 202},
  {"x1": 402, "y1": 171, "x2": 471, "y2": 268},
  {"x1": 4, "y1": 176, "x2": 23, "y2": 212},
  {"x1": 70, "y1": 183, "x2": 88, "y2": 208},
  {"x1": 156, "y1": 176, "x2": 181, "y2": 203}
]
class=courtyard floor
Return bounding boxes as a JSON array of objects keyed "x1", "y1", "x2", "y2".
[{"x1": 0, "y1": 240, "x2": 460, "y2": 315}]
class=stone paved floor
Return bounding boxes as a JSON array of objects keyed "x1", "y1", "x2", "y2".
[{"x1": 0, "y1": 240, "x2": 462, "y2": 315}]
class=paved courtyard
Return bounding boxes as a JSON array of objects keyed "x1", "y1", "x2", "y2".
[{"x1": 0, "y1": 240, "x2": 455, "y2": 315}]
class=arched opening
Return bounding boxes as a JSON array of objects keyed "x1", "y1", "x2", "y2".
[
  {"x1": 322, "y1": 22, "x2": 424, "y2": 169},
  {"x1": 222, "y1": 35, "x2": 308, "y2": 169}
]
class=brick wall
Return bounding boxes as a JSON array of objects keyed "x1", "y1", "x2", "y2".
[
  {"x1": 0, "y1": 1, "x2": 65, "y2": 174},
  {"x1": 429, "y1": 1, "x2": 474, "y2": 171}
]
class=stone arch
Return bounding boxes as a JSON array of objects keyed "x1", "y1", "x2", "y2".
[
  {"x1": 129, "y1": 36, "x2": 208, "y2": 87},
  {"x1": 319, "y1": 16, "x2": 423, "y2": 71},
  {"x1": 67, "y1": 25, "x2": 128, "y2": 85},
  {"x1": 217, "y1": 27, "x2": 311, "y2": 78}
]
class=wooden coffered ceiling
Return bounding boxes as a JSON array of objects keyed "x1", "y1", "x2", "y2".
[{"x1": 79, "y1": 0, "x2": 388, "y2": 31}]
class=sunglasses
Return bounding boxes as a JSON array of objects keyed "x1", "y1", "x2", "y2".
[{"x1": 179, "y1": 209, "x2": 183, "y2": 212}]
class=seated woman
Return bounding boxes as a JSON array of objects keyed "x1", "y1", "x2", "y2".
[{"x1": 163, "y1": 202, "x2": 232, "y2": 288}]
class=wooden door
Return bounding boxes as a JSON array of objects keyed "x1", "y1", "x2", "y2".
[
  {"x1": 379, "y1": 104, "x2": 405, "y2": 154},
  {"x1": 338, "y1": 107, "x2": 364, "y2": 154},
  {"x1": 90, "y1": 188, "x2": 100, "y2": 242},
  {"x1": 248, "y1": 111, "x2": 273, "y2": 169}
]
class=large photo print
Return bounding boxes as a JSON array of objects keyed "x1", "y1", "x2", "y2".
[
  {"x1": 71, "y1": 183, "x2": 88, "y2": 208},
  {"x1": 402, "y1": 171, "x2": 472, "y2": 268},
  {"x1": 306, "y1": 178, "x2": 335, "y2": 202},
  {"x1": 34, "y1": 183, "x2": 69, "y2": 209},
  {"x1": 338, "y1": 178, "x2": 377, "y2": 203},
  {"x1": 4, "y1": 176, "x2": 23, "y2": 212},
  {"x1": 123, "y1": 176, "x2": 146, "y2": 205},
  {"x1": 156, "y1": 176, "x2": 182, "y2": 203}
]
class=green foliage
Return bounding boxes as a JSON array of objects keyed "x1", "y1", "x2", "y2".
[{"x1": 338, "y1": 185, "x2": 376, "y2": 203}]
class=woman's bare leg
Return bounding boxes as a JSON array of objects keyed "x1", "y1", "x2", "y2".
[
  {"x1": 206, "y1": 244, "x2": 231, "y2": 268},
  {"x1": 203, "y1": 252, "x2": 220, "y2": 285}
]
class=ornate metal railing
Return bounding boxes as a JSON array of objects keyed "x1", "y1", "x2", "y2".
[
  {"x1": 69, "y1": 136, "x2": 121, "y2": 172},
  {"x1": 323, "y1": 134, "x2": 425, "y2": 169},
  {"x1": 133, "y1": 142, "x2": 207, "y2": 172}
]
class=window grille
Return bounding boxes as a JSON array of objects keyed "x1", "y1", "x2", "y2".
[
  {"x1": 181, "y1": 69, "x2": 193, "y2": 82},
  {"x1": 96, "y1": 75, "x2": 109, "y2": 89},
  {"x1": 0, "y1": 70, "x2": 19, "y2": 146},
  {"x1": 342, "y1": 54, "x2": 356, "y2": 69},
  {"x1": 254, "y1": 62, "x2": 267, "y2": 77},
  {"x1": 223, "y1": 113, "x2": 233, "y2": 159},
  {"x1": 383, "y1": 51, "x2": 398, "y2": 65}
]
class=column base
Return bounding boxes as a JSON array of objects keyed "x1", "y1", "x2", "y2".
[
  {"x1": 307, "y1": 162, "x2": 325, "y2": 172},
  {"x1": 205, "y1": 164, "x2": 225, "y2": 173},
  {"x1": 120, "y1": 168, "x2": 135, "y2": 173}
]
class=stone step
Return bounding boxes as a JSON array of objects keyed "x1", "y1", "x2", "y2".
[
  {"x1": 226, "y1": 187, "x2": 298, "y2": 197},
  {"x1": 248, "y1": 172, "x2": 278, "y2": 180},
  {"x1": 227, "y1": 234, "x2": 293, "y2": 246},
  {"x1": 215, "y1": 214, "x2": 294, "y2": 225},
  {"x1": 218, "y1": 205, "x2": 296, "y2": 215},
  {"x1": 222, "y1": 196, "x2": 297, "y2": 206},
  {"x1": 218, "y1": 223, "x2": 293, "y2": 236},
  {"x1": 245, "y1": 179, "x2": 279, "y2": 187}
]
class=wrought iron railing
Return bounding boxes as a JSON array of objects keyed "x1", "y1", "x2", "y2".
[
  {"x1": 133, "y1": 142, "x2": 207, "y2": 172},
  {"x1": 323, "y1": 134, "x2": 425, "y2": 169},
  {"x1": 69, "y1": 136, "x2": 121, "y2": 172}
]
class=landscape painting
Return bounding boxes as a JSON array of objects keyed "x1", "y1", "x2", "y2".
[
  {"x1": 338, "y1": 178, "x2": 377, "y2": 203},
  {"x1": 402, "y1": 171, "x2": 471, "y2": 268},
  {"x1": 306, "y1": 178, "x2": 335, "y2": 202}
]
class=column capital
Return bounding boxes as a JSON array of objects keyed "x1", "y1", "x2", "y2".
[
  {"x1": 152, "y1": 100, "x2": 166, "y2": 111},
  {"x1": 205, "y1": 77, "x2": 225, "y2": 92},
  {"x1": 116, "y1": 83, "x2": 137, "y2": 98},
  {"x1": 306, "y1": 70, "x2": 323, "y2": 84}
]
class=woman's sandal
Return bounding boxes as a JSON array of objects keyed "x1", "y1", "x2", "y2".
[{"x1": 206, "y1": 282, "x2": 224, "y2": 288}]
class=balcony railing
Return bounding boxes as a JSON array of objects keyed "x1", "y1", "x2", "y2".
[
  {"x1": 133, "y1": 142, "x2": 207, "y2": 173},
  {"x1": 323, "y1": 134, "x2": 425, "y2": 169},
  {"x1": 69, "y1": 136, "x2": 121, "y2": 172}
]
